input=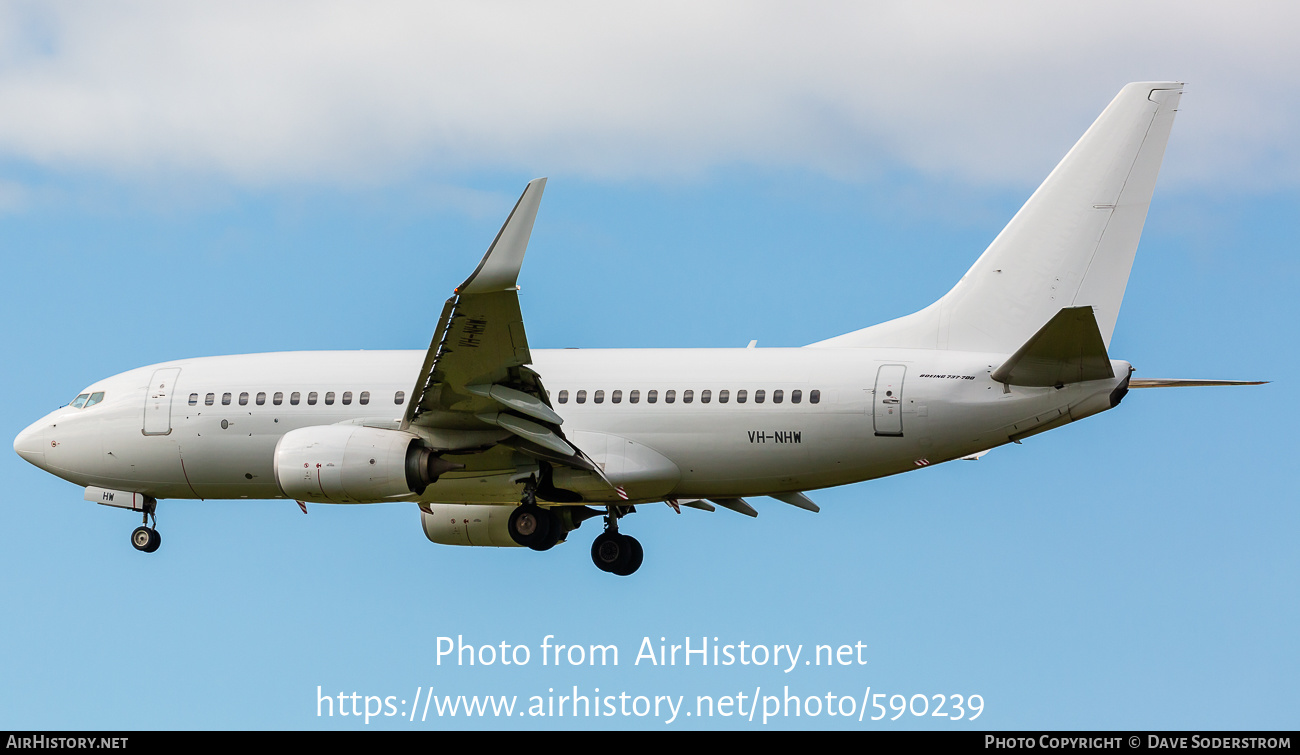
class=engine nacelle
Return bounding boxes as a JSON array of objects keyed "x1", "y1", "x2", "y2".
[
  {"x1": 419, "y1": 503, "x2": 585, "y2": 547},
  {"x1": 420, "y1": 503, "x2": 523, "y2": 547},
  {"x1": 273, "y1": 425, "x2": 452, "y2": 504}
]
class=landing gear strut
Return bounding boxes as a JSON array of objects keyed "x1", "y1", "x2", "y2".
[
  {"x1": 130, "y1": 498, "x2": 161, "y2": 553},
  {"x1": 590, "y1": 506, "x2": 642, "y2": 576},
  {"x1": 508, "y1": 477, "x2": 561, "y2": 551}
]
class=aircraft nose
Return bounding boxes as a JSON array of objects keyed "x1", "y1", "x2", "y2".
[{"x1": 14, "y1": 419, "x2": 49, "y2": 469}]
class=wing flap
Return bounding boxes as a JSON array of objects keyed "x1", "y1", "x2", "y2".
[
  {"x1": 769, "y1": 492, "x2": 820, "y2": 513},
  {"x1": 710, "y1": 497, "x2": 758, "y2": 517}
]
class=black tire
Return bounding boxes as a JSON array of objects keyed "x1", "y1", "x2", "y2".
[
  {"x1": 613, "y1": 535, "x2": 643, "y2": 576},
  {"x1": 591, "y1": 532, "x2": 631, "y2": 573},
  {"x1": 144, "y1": 529, "x2": 162, "y2": 553},
  {"x1": 528, "y1": 510, "x2": 562, "y2": 552},
  {"x1": 509, "y1": 504, "x2": 550, "y2": 548},
  {"x1": 131, "y1": 526, "x2": 152, "y2": 552}
]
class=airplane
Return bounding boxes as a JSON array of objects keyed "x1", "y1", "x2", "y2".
[{"x1": 13, "y1": 81, "x2": 1264, "y2": 576}]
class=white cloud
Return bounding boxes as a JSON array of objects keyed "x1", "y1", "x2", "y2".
[{"x1": 0, "y1": 1, "x2": 1296, "y2": 190}]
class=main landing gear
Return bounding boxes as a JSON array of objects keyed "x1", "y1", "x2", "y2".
[
  {"x1": 130, "y1": 498, "x2": 161, "y2": 553},
  {"x1": 507, "y1": 479, "x2": 563, "y2": 552},
  {"x1": 591, "y1": 506, "x2": 642, "y2": 577},
  {"x1": 507, "y1": 477, "x2": 643, "y2": 575}
]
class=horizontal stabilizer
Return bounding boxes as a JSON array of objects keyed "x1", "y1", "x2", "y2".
[
  {"x1": 1129, "y1": 378, "x2": 1268, "y2": 388},
  {"x1": 769, "y1": 492, "x2": 819, "y2": 513},
  {"x1": 991, "y1": 307, "x2": 1114, "y2": 387},
  {"x1": 710, "y1": 497, "x2": 758, "y2": 517}
]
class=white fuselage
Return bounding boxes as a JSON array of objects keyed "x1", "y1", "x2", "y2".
[{"x1": 14, "y1": 347, "x2": 1129, "y2": 506}]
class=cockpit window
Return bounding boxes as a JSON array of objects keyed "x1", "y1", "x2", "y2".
[
  {"x1": 70, "y1": 394, "x2": 90, "y2": 409},
  {"x1": 83, "y1": 392, "x2": 105, "y2": 408}
]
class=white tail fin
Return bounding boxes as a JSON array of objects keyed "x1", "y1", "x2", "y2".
[{"x1": 812, "y1": 82, "x2": 1182, "y2": 353}]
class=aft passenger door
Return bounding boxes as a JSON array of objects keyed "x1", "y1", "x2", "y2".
[
  {"x1": 143, "y1": 367, "x2": 181, "y2": 436},
  {"x1": 873, "y1": 365, "x2": 905, "y2": 437}
]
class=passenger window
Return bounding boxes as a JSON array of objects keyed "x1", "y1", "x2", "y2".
[
  {"x1": 71, "y1": 394, "x2": 90, "y2": 409},
  {"x1": 719, "y1": 389, "x2": 729, "y2": 404},
  {"x1": 290, "y1": 392, "x2": 301, "y2": 405},
  {"x1": 701, "y1": 389, "x2": 711, "y2": 404},
  {"x1": 222, "y1": 393, "x2": 232, "y2": 406},
  {"x1": 558, "y1": 390, "x2": 569, "y2": 404},
  {"x1": 308, "y1": 392, "x2": 318, "y2": 405},
  {"x1": 205, "y1": 393, "x2": 215, "y2": 406},
  {"x1": 394, "y1": 391, "x2": 405, "y2": 405},
  {"x1": 360, "y1": 391, "x2": 370, "y2": 406},
  {"x1": 594, "y1": 390, "x2": 604, "y2": 404},
  {"x1": 810, "y1": 390, "x2": 821, "y2": 404},
  {"x1": 325, "y1": 391, "x2": 335, "y2": 405},
  {"x1": 773, "y1": 389, "x2": 783, "y2": 404},
  {"x1": 737, "y1": 389, "x2": 747, "y2": 404},
  {"x1": 342, "y1": 391, "x2": 352, "y2": 405},
  {"x1": 256, "y1": 392, "x2": 266, "y2": 406},
  {"x1": 629, "y1": 390, "x2": 640, "y2": 404},
  {"x1": 612, "y1": 390, "x2": 622, "y2": 404},
  {"x1": 188, "y1": 393, "x2": 198, "y2": 407},
  {"x1": 755, "y1": 389, "x2": 766, "y2": 404},
  {"x1": 239, "y1": 392, "x2": 249, "y2": 406},
  {"x1": 84, "y1": 392, "x2": 105, "y2": 408},
  {"x1": 665, "y1": 390, "x2": 676, "y2": 404},
  {"x1": 792, "y1": 389, "x2": 802, "y2": 404},
  {"x1": 273, "y1": 392, "x2": 283, "y2": 406},
  {"x1": 576, "y1": 390, "x2": 587, "y2": 404},
  {"x1": 682, "y1": 390, "x2": 693, "y2": 404},
  {"x1": 647, "y1": 390, "x2": 658, "y2": 404}
]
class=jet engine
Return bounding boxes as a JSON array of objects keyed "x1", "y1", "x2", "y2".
[
  {"x1": 420, "y1": 503, "x2": 591, "y2": 547},
  {"x1": 420, "y1": 503, "x2": 523, "y2": 547},
  {"x1": 273, "y1": 425, "x2": 458, "y2": 503}
]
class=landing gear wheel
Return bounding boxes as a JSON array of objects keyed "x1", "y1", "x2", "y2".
[
  {"x1": 508, "y1": 503, "x2": 553, "y2": 548},
  {"x1": 528, "y1": 512, "x2": 562, "y2": 552},
  {"x1": 131, "y1": 526, "x2": 161, "y2": 553},
  {"x1": 616, "y1": 535, "x2": 643, "y2": 576},
  {"x1": 591, "y1": 532, "x2": 641, "y2": 575}
]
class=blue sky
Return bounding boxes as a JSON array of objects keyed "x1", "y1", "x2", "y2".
[{"x1": 1, "y1": 2, "x2": 1296, "y2": 730}]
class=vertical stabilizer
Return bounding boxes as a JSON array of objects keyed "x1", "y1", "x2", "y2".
[{"x1": 812, "y1": 82, "x2": 1182, "y2": 353}]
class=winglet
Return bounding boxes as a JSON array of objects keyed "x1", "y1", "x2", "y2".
[{"x1": 458, "y1": 178, "x2": 547, "y2": 295}]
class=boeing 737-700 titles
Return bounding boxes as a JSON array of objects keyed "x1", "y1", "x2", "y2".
[{"x1": 13, "y1": 82, "x2": 1263, "y2": 575}]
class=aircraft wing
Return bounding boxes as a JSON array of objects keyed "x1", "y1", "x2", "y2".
[{"x1": 399, "y1": 179, "x2": 600, "y2": 473}]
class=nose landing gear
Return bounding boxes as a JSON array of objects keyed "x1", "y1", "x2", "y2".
[
  {"x1": 131, "y1": 525, "x2": 161, "y2": 553},
  {"x1": 130, "y1": 497, "x2": 161, "y2": 553}
]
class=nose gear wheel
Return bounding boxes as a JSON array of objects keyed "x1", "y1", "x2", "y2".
[{"x1": 131, "y1": 525, "x2": 161, "y2": 553}]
